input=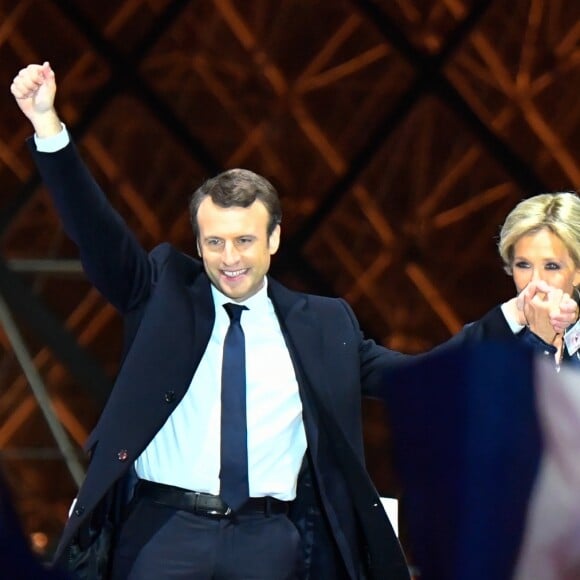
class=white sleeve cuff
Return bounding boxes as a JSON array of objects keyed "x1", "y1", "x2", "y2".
[
  {"x1": 34, "y1": 123, "x2": 70, "y2": 152},
  {"x1": 500, "y1": 302, "x2": 526, "y2": 334}
]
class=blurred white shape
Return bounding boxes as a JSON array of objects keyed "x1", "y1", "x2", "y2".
[
  {"x1": 380, "y1": 497, "x2": 398, "y2": 537},
  {"x1": 513, "y1": 358, "x2": 580, "y2": 580}
]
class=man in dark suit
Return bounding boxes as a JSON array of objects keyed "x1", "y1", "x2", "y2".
[
  {"x1": 11, "y1": 61, "x2": 413, "y2": 580},
  {"x1": 10, "y1": 62, "x2": 575, "y2": 580}
]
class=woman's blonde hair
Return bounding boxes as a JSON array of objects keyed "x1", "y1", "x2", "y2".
[{"x1": 498, "y1": 192, "x2": 580, "y2": 274}]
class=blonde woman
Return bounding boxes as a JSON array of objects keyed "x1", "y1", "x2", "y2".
[{"x1": 495, "y1": 192, "x2": 580, "y2": 368}]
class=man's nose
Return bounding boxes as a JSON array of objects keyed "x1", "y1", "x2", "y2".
[{"x1": 222, "y1": 242, "x2": 240, "y2": 264}]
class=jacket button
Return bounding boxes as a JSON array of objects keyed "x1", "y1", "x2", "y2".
[
  {"x1": 164, "y1": 390, "x2": 176, "y2": 403},
  {"x1": 74, "y1": 506, "x2": 85, "y2": 516},
  {"x1": 117, "y1": 449, "x2": 129, "y2": 462}
]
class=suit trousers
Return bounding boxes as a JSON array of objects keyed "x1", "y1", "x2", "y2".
[{"x1": 110, "y1": 495, "x2": 304, "y2": 579}]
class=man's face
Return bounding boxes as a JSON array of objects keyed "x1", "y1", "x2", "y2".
[{"x1": 196, "y1": 197, "x2": 280, "y2": 302}]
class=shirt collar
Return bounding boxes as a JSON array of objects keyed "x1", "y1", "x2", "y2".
[{"x1": 210, "y1": 278, "x2": 270, "y2": 316}]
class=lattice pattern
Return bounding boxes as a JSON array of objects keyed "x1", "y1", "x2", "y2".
[{"x1": 0, "y1": 0, "x2": 578, "y2": 553}]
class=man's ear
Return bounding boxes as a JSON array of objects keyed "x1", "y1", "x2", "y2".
[
  {"x1": 196, "y1": 238, "x2": 202, "y2": 257},
  {"x1": 269, "y1": 225, "x2": 281, "y2": 255}
]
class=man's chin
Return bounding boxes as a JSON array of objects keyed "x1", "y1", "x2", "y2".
[
  {"x1": 218, "y1": 283, "x2": 249, "y2": 302},
  {"x1": 211, "y1": 273, "x2": 263, "y2": 302}
]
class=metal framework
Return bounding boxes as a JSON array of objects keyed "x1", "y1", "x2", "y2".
[{"x1": 0, "y1": 0, "x2": 578, "y2": 552}]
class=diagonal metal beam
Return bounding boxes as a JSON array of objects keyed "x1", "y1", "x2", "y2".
[
  {"x1": 277, "y1": 0, "x2": 502, "y2": 271},
  {"x1": 0, "y1": 0, "x2": 218, "y2": 235},
  {"x1": 351, "y1": 0, "x2": 546, "y2": 194},
  {"x1": 0, "y1": 259, "x2": 111, "y2": 404},
  {"x1": 51, "y1": 0, "x2": 220, "y2": 174},
  {"x1": 0, "y1": 293, "x2": 85, "y2": 487}
]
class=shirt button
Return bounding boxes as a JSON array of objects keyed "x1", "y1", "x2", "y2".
[
  {"x1": 117, "y1": 449, "x2": 129, "y2": 462},
  {"x1": 74, "y1": 506, "x2": 85, "y2": 516},
  {"x1": 164, "y1": 390, "x2": 176, "y2": 403}
]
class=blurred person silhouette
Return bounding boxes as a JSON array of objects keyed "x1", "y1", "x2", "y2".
[{"x1": 383, "y1": 338, "x2": 580, "y2": 580}]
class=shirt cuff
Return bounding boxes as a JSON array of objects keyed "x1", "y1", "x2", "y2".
[
  {"x1": 33, "y1": 123, "x2": 70, "y2": 152},
  {"x1": 500, "y1": 301, "x2": 526, "y2": 334}
]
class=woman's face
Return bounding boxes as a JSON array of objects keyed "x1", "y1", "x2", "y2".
[{"x1": 511, "y1": 228, "x2": 580, "y2": 295}]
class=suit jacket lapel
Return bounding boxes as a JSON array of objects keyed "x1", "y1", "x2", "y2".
[
  {"x1": 187, "y1": 271, "x2": 215, "y2": 367},
  {"x1": 267, "y1": 278, "x2": 325, "y2": 396},
  {"x1": 268, "y1": 278, "x2": 328, "y2": 456}
]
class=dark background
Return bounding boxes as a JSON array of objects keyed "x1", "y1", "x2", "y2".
[{"x1": 0, "y1": 0, "x2": 578, "y2": 559}]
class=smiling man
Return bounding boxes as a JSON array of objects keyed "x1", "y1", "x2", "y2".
[
  {"x1": 11, "y1": 61, "x2": 579, "y2": 580},
  {"x1": 192, "y1": 171, "x2": 282, "y2": 303},
  {"x1": 11, "y1": 61, "x2": 412, "y2": 580}
]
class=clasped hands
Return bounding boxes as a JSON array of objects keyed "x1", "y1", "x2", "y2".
[{"x1": 510, "y1": 280, "x2": 579, "y2": 345}]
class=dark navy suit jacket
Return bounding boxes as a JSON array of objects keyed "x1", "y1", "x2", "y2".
[{"x1": 31, "y1": 140, "x2": 416, "y2": 579}]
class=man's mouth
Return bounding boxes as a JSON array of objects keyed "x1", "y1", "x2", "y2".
[{"x1": 222, "y1": 269, "x2": 247, "y2": 279}]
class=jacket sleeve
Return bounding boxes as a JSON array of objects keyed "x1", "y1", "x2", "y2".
[
  {"x1": 28, "y1": 138, "x2": 153, "y2": 313},
  {"x1": 452, "y1": 304, "x2": 517, "y2": 343},
  {"x1": 350, "y1": 301, "x2": 518, "y2": 396},
  {"x1": 334, "y1": 298, "x2": 409, "y2": 397}
]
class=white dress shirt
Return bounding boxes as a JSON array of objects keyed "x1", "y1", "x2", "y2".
[{"x1": 135, "y1": 281, "x2": 307, "y2": 500}]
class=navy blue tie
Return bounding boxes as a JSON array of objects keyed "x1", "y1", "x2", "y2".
[{"x1": 220, "y1": 303, "x2": 249, "y2": 511}]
